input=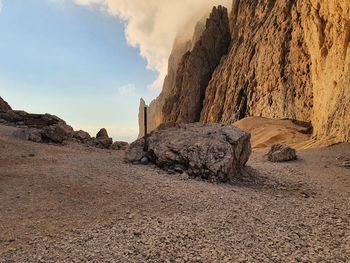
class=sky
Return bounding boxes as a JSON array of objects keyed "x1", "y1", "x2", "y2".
[{"x1": 0, "y1": 0, "x2": 231, "y2": 142}]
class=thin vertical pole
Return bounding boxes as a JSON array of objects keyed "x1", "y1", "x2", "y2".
[{"x1": 143, "y1": 106, "x2": 148, "y2": 151}]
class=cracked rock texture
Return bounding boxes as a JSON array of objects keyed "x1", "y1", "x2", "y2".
[
  {"x1": 129, "y1": 123, "x2": 251, "y2": 182},
  {"x1": 162, "y1": 6, "x2": 231, "y2": 123},
  {"x1": 201, "y1": 0, "x2": 350, "y2": 142},
  {"x1": 138, "y1": 7, "x2": 225, "y2": 137},
  {"x1": 139, "y1": 0, "x2": 350, "y2": 143}
]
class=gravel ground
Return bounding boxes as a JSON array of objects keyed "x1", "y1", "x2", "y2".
[{"x1": 0, "y1": 125, "x2": 349, "y2": 262}]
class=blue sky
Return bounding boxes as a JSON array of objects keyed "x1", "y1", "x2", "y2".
[{"x1": 0, "y1": 0, "x2": 158, "y2": 142}]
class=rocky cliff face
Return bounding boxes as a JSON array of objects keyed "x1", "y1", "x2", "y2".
[
  {"x1": 138, "y1": 6, "x2": 229, "y2": 137},
  {"x1": 201, "y1": 0, "x2": 350, "y2": 142},
  {"x1": 138, "y1": 39, "x2": 192, "y2": 138},
  {"x1": 162, "y1": 6, "x2": 231, "y2": 123},
  {"x1": 0, "y1": 96, "x2": 12, "y2": 112},
  {"x1": 139, "y1": 0, "x2": 350, "y2": 143},
  {"x1": 138, "y1": 15, "x2": 210, "y2": 137}
]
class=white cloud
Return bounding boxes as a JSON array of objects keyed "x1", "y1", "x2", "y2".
[
  {"x1": 74, "y1": 0, "x2": 232, "y2": 92},
  {"x1": 0, "y1": 0, "x2": 3, "y2": 13},
  {"x1": 118, "y1": 83, "x2": 136, "y2": 96}
]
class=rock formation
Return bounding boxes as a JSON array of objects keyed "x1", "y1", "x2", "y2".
[
  {"x1": 162, "y1": 6, "x2": 231, "y2": 123},
  {"x1": 41, "y1": 123, "x2": 74, "y2": 143},
  {"x1": 127, "y1": 123, "x2": 251, "y2": 182},
  {"x1": 0, "y1": 97, "x2": 129, "y2": 149},
  {"x1": 201, "y1": 0, "x2": 350, "y2": 143},
  {"x1": 0, "y1": 110, "x2": 64, "y2": 128},
  {"x1": 138, "y1": 41, "x2": 193, "y2": 138},
  {"x1": 0, "y1": 96, "x2": 12, "y2": 112},
  {"x1": 138, "y1": 0, "x2": 350, "y2": 143},
  {"x1": 93, "y1": 128, "x2": 113, "y2": 149},
  {"x1": 138, "y1": 15, "x2": 206, "y2": 137},
  {"x1": 73, "y1": 130, "x2": 91, "y2": 143}
]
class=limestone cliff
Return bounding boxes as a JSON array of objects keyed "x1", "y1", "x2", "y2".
[
  {"x1": 138, "y1": 15, "x2": 207, "y2": 137},
  {"x1": 162, "y1": 6, "x2": 231, "y2": 123},
  {"x1": 201, "y1": 0, "x2": 350, "y2": 142},
  {"x1": 138, "y1": 39, "x2": 192, "y2": 138},
  {"x1": 139, "y1": 0, "x2": 350, "y2": 143},
  {"x1": 0, "y1": 96, "x2": 12, "y2": 112}
]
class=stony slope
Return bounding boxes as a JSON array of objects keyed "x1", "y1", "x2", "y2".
[
  {"x1": 139, "y1": 0, "x2": 350, "y2": 143},
  {"x1": 1, "y1": 124, "x2": 350, "y2": 262}
]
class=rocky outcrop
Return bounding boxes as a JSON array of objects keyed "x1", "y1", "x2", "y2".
[
  {"x1": 41, "y1": 123, "x2": 74, "y2": 143},
  {"x1": 73, "y1": 130, "x2": 91, "y2": 143},
  {"x1": 201, "y1": 0, "x2": 350, "y2": 142},
  {"x1": 0, "y1": 97, "x2": 12, "y2": 112},
  {"x1": 0, "y1": 98, "x2": 128, "y2": 149},
  {"x1": 127, "y1": 123, "x2": 251, "y2": 182},
  {"x1": 91, "y1": 128, "x2": 113, "y2": 149},
  {"x1": 162, "y1": 6, "x2": 231, "y2": 123},
  {"x1": 0, "y1": 110, "x2": 64, "y2": 128}
]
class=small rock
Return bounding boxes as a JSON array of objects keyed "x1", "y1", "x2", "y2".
[
  {"x1": 140, "y1": 157, "x2": 149, "y2": 165},
  {"x1": 267, "y1": 144, "x2": 297, "y2": 162},
  {"x1": 110, "y1": 141, "x2": 129, "y2": 151},
  {"x1": 173, "y1": 164, "x2": 184, "y2": 173},
  {"x1": 179, "y1": 172, "x2": 190, "y2": 180},
  {"x1": 342, "y1": 160, "x2": 350, "y2": 168}
]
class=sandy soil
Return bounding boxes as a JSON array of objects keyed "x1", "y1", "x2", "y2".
[
  {"x1": 0, "y1": 124, "x2": 349, "y2": 262},
  {"x1": 234, "y1": 117, "x2": 340, "y2": 150}
]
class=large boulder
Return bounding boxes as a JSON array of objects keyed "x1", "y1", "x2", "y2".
[
  {"x1": 41, "y1": 123, "x2": 74, "y2": 143},
  {"x1": 126, "y1": 123, "x2": 251, "y2": 182},
  {"x1": 267, "y1": 144, "x2": 297, "y2": 162}
]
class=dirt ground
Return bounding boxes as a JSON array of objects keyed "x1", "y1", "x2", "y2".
[{"x1": 0, "y1": 124, "x2": 349, "y2": 262}]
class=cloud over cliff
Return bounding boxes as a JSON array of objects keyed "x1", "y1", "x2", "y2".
[{"x1": 74, "y1": 0, "x2": 232, "y2": 91}]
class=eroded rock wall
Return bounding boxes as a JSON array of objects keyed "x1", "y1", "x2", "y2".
[
  {"x1": 302, "y1": 0, "x2": 350, "y2": 141},
  {"x1": 138, "y1": 39, "x2": 192, "y2": 138},
  {"x1": 138, "y1": 15, "x2": 208, "y2": 137},
  {"x1": 162, "y1": 6, "x2": 231, "y2": 123},
  {"x1": 138, "y1": 0, "x2": 350, "y2": 143},
  {"x1": 201, "y1": 0, "x2": 350, "y2": 142}
]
